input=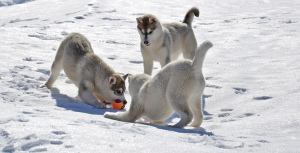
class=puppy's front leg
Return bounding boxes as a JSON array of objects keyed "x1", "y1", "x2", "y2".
[
  {"x1": 78, "y1": 84, "x2": 106, "y2": 109},
  {"x1": 104, "y1": 97, "x2": 143, "y2": 122},
  {"x1": 159, "y1": 57, "x2": 171, "y2": 68},
  {"x1": 158, "y1": 47, "x2": 171, "y2": 67},
  {"x1": 143, "y1": 59, "x2": 153, "y2": 76}
]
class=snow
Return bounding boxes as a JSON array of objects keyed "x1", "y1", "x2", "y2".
[{"x1": 0, "y1": 0, "x2": 299, "y2": 152}]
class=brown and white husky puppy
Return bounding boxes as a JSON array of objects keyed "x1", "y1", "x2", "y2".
[
  {"x1": 136, "y1": 7, "x2": 199, "y2": 75},
  {"x1": 42, "y1": 33, "x2": 128, "y2": 109}
]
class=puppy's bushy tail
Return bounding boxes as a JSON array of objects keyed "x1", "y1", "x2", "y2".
[
  {"x1": 192, "y1": 41, "x2": 213, "y2": 76},
  {"x1": 183, "y1": 7, "x2": 199, "y2": 26}
]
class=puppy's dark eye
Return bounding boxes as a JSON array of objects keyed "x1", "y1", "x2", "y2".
[
  {"x1": 149, "y1": 31, "x2": 153, "y2": 34},
  {"x1": 116, "y1": 90, "x2": 122, "y2": 95}
]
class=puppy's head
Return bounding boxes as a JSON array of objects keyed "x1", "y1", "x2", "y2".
[
  {"x1": 136, "y1": 14, "x2": 161, "y2": 47},
  {"x1": 128, "y1": 74, "x2": 151, "y2": 97},
  {"x1": 96, "y1": 74, "x2": 128, "y2": 105}
]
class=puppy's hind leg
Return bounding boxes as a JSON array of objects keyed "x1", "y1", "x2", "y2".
[
  {"x1": 182, "y1": 33, "x2": 197, "y2": 60},
  {"x1": 188, "y1": 96, "x2": 203, "y2": 127},
  {"x1": 168, "y1": 97, "x2": 193, "y2": 128},
  {"x1": 42, "y1": 43, "x2": 64, "y2": 88}
]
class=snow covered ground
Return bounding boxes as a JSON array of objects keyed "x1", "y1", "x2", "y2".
[{"x1": 0, "y1": 0, "x2": 299, "y2": 152}]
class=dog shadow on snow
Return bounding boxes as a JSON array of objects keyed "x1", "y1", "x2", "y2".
[
  {"x1": 49, "y1": 87, "x2": 123, "y2": 115},
  {"x1": 140, "y1": 122, "x2": 214, "y2": 136},
  {"x1": 50, "y1": 87, "x2": 214, "y2": 135}
]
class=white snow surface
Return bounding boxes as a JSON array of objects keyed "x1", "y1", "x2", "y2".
[{"x1": 0, "y1": 0, "x2": 299, "y2": 152}]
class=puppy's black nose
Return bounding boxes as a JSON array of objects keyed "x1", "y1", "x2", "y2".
[
  {"x1": 123, "y1": 100, "x2": 127, "y2": 105},
  {"x1": 144, "y1": 41, "x2": 149, "y2": 45}
]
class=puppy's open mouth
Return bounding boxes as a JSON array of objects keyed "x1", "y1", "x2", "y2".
[{"x1": 93, "y1": 92, "x2": 112, "y2": 105}]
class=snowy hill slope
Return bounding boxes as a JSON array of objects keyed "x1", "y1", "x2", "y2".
[{"x1": 0, "y1": 0, "x2": 299, "y2": 152}]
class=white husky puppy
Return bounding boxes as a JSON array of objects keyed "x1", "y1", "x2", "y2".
[
  {"x1": 136, "y1": 7, "x2": 199, "y2": 75},
  {"x1": 104, "y1": 41, "x2": 213, "y2": 128},
  {"x1": 42, "y1": 33, "x2": 128, "y2": 109}
]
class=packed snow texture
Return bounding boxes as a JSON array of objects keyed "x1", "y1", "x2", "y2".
[{"x1": 0, "y1": 0, "x2": 299, "y2": 152}]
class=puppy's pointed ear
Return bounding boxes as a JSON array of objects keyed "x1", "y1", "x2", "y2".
[
  {"x1": 149, "y1": 16, "x2": 156, "y2": 24},
  {"x1": 136, "y1": 17, "x2": 143, "y2": 24},
  {"x1": 122, "y1": 74, "x2": 130, "y2": 81},
  {"x1": 108, "y1": 76, "x2": 117, "y2": 86},
  {"x1": 127, "y1": 74, "x2": 133, "y2": 81}
]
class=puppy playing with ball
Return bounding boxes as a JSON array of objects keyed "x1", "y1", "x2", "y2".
[
  {"x1": 42, "y1": 33, "x2": 128, "y2": 109},
  {"x1": 104, "y1": 41, "x2": 213, "y2": 128}
]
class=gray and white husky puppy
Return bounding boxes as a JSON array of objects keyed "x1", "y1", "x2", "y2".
[
  {"x1": 104, "y1": 41, "x2": 213, "y2": 128},
  {"x1": 136, "y1": 7, "x2": 199, "y2": 75},
  {"x1": 42, "y1": 33, "x2": 128, "y2": 109}
]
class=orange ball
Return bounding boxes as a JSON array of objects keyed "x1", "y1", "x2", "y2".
[{"x1": 112, "y1": 99, "x2": 124, "y2": 110}]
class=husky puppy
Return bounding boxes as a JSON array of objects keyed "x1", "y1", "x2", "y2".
[
  {"x1": 42, "y1": 33, "x2": 127, "y2": 109},
  {"x1": 104, "y1": 41, "x2": 213, "y2": 128},
  {"x1": 136, "y1": 7, "x2": 199, "y2": 75}
]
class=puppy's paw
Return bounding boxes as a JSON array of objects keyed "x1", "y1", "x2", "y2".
[
  {"x1": 104, "y1": 112, "x2": 126, "y2": 121},
  {"x1": 91, "y1": 102, "x2": 107, "y2": 109},
  {"x1": 104, "y1": 112, "x2": 115, "y2": 119},
  {"x1": 40, "y1": 84, "x2": 51, "y2": 89},
  {"x1": 96, "y1": 103, "x2": 107, "y2": 109},
  {"x1": 189, "y1": 122, "x2": 201, "y2": 127}
]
